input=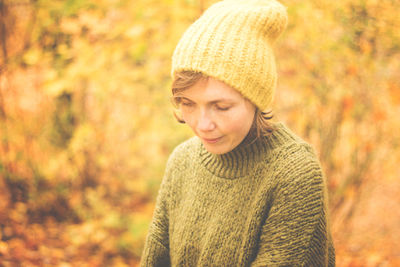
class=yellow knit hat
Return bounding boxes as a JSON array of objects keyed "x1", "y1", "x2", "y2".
[{"x1": 171, "y1": 0, "x2": 288, "y2": 111}]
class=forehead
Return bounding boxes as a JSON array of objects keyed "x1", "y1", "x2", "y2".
[{"x1": 179, "y1": 77, "x2": 244, "y2": 102}]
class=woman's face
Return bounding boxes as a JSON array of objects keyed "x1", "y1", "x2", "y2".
[{"x1": 177, "y1": 77, "x2": 256, "y2": 154}]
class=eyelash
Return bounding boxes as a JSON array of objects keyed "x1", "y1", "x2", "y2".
[
  {"x1": 181, "y1": 102, "x2": 230, "y2": 111},
  {"x1": 216, "y1": 106, "x2": 230, "y2": 111},
  {"x1": 181, "y1": 102, "x2": 194, "y2": 107}
]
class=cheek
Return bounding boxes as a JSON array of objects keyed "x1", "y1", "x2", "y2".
[
  {"x1": 221, "y1": 113, "x2": 252, "y2": 135},
  {"x1": 181, "y1": 112, "x2": 197, "y2": 130},
  {"x1": 223, "y1": 120, "x2": 243, "y2": 133},
  {"x1": 230, "y1": 111, "x2": 254, "y2": 135}
]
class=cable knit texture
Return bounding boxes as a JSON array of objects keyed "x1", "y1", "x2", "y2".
[
  {"x1": 140, "y1": 123, "x2": 335, "y2": 266},
  {"x1": 171, "y1": 0, "x2": 288, "y2": 111}
]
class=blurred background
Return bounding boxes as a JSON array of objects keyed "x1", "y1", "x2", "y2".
[{"x1": 0, "y1": 0, "x2": 399, "y2": 266}]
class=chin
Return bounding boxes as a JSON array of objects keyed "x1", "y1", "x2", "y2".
[{"x1": 203, "y1": 143, "x2": 232, "y2": 155}]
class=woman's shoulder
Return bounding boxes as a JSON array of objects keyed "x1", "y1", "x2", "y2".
[
  {"x1": 272, "y1": 141, "x2": 320, "y2": 169},
  {"x1": 267, "y1": 123, "x2": 323, "y2": 178},
  {"x1": 267, "y1": 122, "x2": 315, "y2": 154},
  {"x1": 265, "y1": 144, "x2": 325, "y2": 196},
  {"x1": 165, "y1": 136, "x2": 200, "y2": 169},
  {"x1": 170, "y1": 136, "x2": 200, "y2": 157}
]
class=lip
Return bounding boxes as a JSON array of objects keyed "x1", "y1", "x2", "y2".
[{"x1": 202, "y1": 136, "x2": 222, "y2": 143}]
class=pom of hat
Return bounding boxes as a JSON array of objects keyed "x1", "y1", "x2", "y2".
[
  {"x1": 257, "y1": 0, "x2": 288, "y2": 42},
  {"x1": 214, "y1": 0, "x2": 288, "y2": 42}
]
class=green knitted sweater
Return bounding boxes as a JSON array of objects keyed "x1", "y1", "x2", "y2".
[{"x1": 140, "y1": 123, "x2": 335, "y2": 266}]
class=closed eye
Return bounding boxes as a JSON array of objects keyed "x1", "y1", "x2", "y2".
[
  {"x1": 215, "y1": 105, "x2": 231, "y2": 111},
  {"x1": 182, "y1": 102, "x2": 194, "y2": 107}
]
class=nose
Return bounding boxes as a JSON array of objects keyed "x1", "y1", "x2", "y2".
[{"x1": 196, "y1": 110, "x2": 215, "y2": 132}]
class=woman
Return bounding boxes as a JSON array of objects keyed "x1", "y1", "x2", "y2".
[{"x1": 141, "y1": 0, "x2": 335, "y2": 266}]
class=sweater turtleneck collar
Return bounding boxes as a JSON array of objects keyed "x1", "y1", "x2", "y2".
[{"x1": 198, "y1": 122, "x2": 301, "y2": 179}]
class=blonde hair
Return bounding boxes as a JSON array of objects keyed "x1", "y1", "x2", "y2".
[{"x1": 171, "y1": 71, "x2": 275, "y2": 140}]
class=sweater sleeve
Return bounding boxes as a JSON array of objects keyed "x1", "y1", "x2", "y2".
[
  {"x1": 251, "y1": 145, "x2": 335, "y2": 267},
  {"x1": 140, "y1": 164, "x2": 173, "y2": 266}
]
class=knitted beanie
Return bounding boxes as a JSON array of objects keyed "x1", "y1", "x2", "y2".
[{"x1": 171, "y1": 0, "x2": 288, "y2": 111}]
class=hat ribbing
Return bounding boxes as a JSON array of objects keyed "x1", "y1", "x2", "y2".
[{"x1": 171, "y1": 0, "x2": 288, "y2": 111}]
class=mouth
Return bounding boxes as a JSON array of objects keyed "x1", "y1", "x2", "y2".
[{"x1": 202, "y1": 136, "x2": 222, "y2": 144}]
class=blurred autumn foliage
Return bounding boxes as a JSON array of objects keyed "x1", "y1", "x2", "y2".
[{"x1": 0, "y1": 0, "x2": 399, "y2": 266}]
